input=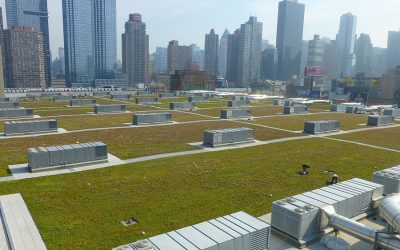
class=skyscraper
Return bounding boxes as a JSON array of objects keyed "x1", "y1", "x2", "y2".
[
  {"x1": 261, "y1": 47, "x2": 278, "y2": 80},
  {"x1": 167, "y1": 41, "x2": 192, "y2": 72},
  {"x1": 93, "y1": 0, "x2": 117, "y2": 79},
  {"x1": 226, "y1": 29, "x2": 240, "y2": 85},
  {"x1": 336, "y1": 12, "x2": 357, "y2": 77},
  {"x1": 355, "y1": 33, "x2": 373, "y2": 76},
  {"x1": 5, "y1": 0, "x2": 51, "y2": 87},
  {"x1": 307, "y1": 35, "x2": 325, "y2": 67},
  {"x1": 218, "y1": 29, "x2": 230, "y2": 78},
  {"x1": 63, "y1": 0, "x2": 94, "y2": 87},
  {"x1": 204, "y1": 29, "x2": 219, "y2": 77},
  {"x1": 4, "y1": 26, "x2": 46, "y2": 88},
  {"x1": 237, "y1": 16, "x2": 263, "y2": 88},
  {"x1": 122, "y1": 13, "x2": 149, "y2": 86},
  {"x1": 153, "y1": 47, "x2": 168, "y2": 73},
  {"x1": 386, "y1": 31, "x2": 400, "y2": 71},
  {"x1": 276, "y1": 0, "x2": 305, "y2": 81}
]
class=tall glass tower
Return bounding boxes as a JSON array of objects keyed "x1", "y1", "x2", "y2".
[
  {"x1": 276, "y1": 0, "x2": 305, "y2": 81},
  {"x1": 63, "y1": 0, "x2": 117, "y2": 87},
  {"x1": 5, "y1": 0, "x2": 51, "y2": 87},
  {"x1": 62, "y1": 0, "x2": 94, "y2": 87},
  {"x1": 93, "y1": 0, "x2": 117, "y2": 79}
]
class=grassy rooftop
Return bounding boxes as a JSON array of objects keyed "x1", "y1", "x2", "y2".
[{"x1": 0, "y1": 138, "x2": 398, "y2": 249}]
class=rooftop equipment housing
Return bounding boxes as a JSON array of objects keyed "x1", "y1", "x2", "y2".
[
  {"x1": 53, "y1": 95, "x2": 76, "y2": 102},
  {"x1": 303, "y1": 120, "x2": 340, "y2": 134},
  {"x1": 188, "y1": 96, "x2": 208, "y2": 102},
  {"x1": 0, "y1": 108, "x2": 33, "y2": 119},
  {"x1": 169, "y1": 102, "x2": 196, "y2": 110},
  {"x1": 70, "y1": 99, "x2": 96, "y2": 106},
  {"x1": 273, "y1": 99, "x2": 285, "y2": 106},
  {"x1": 28, "y1": 142, "x2": 108, "y2": 172},
  {"x1": 133, "y1": 113, "x2": 172, "y2": 125},
  {"x1": 159, "y1": 93, "x2": 175, "y2": 98},
  {"x1": 94, "y1": 105, "x2": 126, "y2": 114},
  {"x1": 4, "y1": 120, "x2": 57, "y2": 136},
  {"x1": 111, "y1": 94, "x2": 130, "y2": 100},
  {"x1": 383, "y1": 108, "x2": 400, "y2": 118},
  {"x1": 372, "y1": 165, "x2": 400, "y2": 195},
  {"x1": 228, "y1": 100, "x2": 250, "y2": 107},
  {"x1": 203, "y1": 128, "x2": 254, "y2": 147},
  {"x1": 220, "y1": 108, "x2": 252, "y2": 119},
  {"x1": 0, "y1": 102, "x2": 19, "y2": 109},
  {"x1": 232, "y1": 96, "x2": 248, "y2": 101},
  {"x1": 367, "y1": 115, "x2": 395, "y2": 127},
  {"x1": 113, "y1": 211, "x2": 271, "y2": 250},
  {"x1": 135, "y1": 97, "x2": 158, "y2": 104},
  {"x1": 283, "y1": 105, "x2": 308, "y2": 115},
  {"x1": 271, "y1": 178, "x2": 383, "y2": 247}
]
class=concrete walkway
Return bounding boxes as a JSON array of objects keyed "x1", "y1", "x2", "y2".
[{"x1": 322, "y1": 137, "x2": 400, "y2": 153}]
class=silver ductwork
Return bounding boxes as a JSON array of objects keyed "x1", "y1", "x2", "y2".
[
  {"x1": 322, "y1": 205, "x2": 400, "y2": 250},
  {"x1": 379, "y1": 193, "x2": 400, "y2": 233}
]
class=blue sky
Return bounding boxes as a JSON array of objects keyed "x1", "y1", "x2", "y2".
[{"x1": 1, "y1": 0, "x2": 399, "y2": 60}]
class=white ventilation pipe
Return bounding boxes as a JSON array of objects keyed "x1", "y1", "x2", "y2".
[
  {"x1": 379, "y1": 193, "x2": 400, "y2": 233},
  {"x1": 322, "y1": 206, "x2": 400, "y2": 250}
]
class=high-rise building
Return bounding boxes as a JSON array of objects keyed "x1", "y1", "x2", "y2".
[
  {"x1": 93, "y1": 0, "x2": 117, "y2": 79},
  {"x1": 336, "y1": 12, "x2": 357, "y2": 77},
  {"x1": 59, "y1": 47, "x2": 65, "y2": 75},
  {"x1": 261, "y1": 47, "x2": 278, "y2": 80},
  {"x1": 167, "y1": 40, "x2": 192, "y2": 72},
  {"x1": 204, "y1": 29, "x2": 219, "y2": 77},
  {"x1": 63, "y1": 0, "x2": 117, "y2": 87},
  {"x1": 191, "y1": 44, "x2": 204, "y2": 71},
  {"x1": 153, "y1": 47, "x2": 168, "y2": 73},
  {"x1": 5, "y1": 0, "x2": 51, "y2": 87},
  {"x1": 0, "y1": 49, "x2": 3, "y2": 96},
  {"x1": 355, "y1": 33, "x2": 373, "y2": 76},
  {"x1": 276, "y1": 0, "x2": 305, "y2": 81},
  {"x1": 386, "y1": 31, "x2": 400, "y2": 71},
  {"x1": 307, "y1": 35, "x2": 325, "y2": 67},
  {"x1": 218, "y1": 29, "x2": 229, "y2": 78},
  {"x1": 0, "y1": 7, "x2": 6, "y2": 89},
  {"x1": 371, "y1": 47, "x2": 387, "y2": 77},
  {"x1": 226, "y1": 29, "x2": 240, "y2": 85},
  {"x1": 323, "y1": 39, "x2": 342, "y2": 80},
  {"x1": 122, "y1": 13, "x2": 149, "y2": 86},
  {"x1": 63, "y1": 0, "x2": 94, "y2": 86},
  {"x1": 237, "y1": 16, "x2": 263, "y2": 88},
  {"x1": 4, "y1": 26, "x2": 46, "y2": 88}
]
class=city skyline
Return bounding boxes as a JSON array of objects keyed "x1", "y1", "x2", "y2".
[{"x1": 0, "y1": 0, "x2": 399, "y2": 60}]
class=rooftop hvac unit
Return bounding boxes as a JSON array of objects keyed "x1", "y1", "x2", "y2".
[
  {"x1": 135, "y1": 97, "x2": 158, "y2": 104},
  {"x1": 28, "y1": 142, "x2": 108, "y2": 172},
  {"x1": 367, "y1": 115, "x2": 395, "y2": 127},
  {"x1": 372, "y1": 166, "x2": 400, "y2": 195},
  {"x1": 232, "y1": 96, "x2": 248, "y2": 101},
  {"x1": 303, "y1": 120, "x2": 340, "y2": 134},
  {"x1": 169, "y1": 102, "x2": 196, "y2": 110},
  {"x1": 383, "y1": 108, "x2": 400, "y2": 118},
  {"x1": 283, "y1": 105, "x2": 308, "y2": 115},
  {"x1": 133, "y1": 113, "x2": 172, "y2": 125},
  {"x1": 0, "y1": 102, "x2": 19, "y2": 109},
  {"x1": 228, "y1": 100, "x2": 250, "y2": 108},
  {"x1": 159, "y1": 93, "x2": 175, "y2": 98},
  {"x1": 188, "y1": 96, "x2": 208, "y2": 102},
  {"x1": 0, "y1": 108, "x2": 33, "y2": 119},
  {"x1": 4, "y1": 120, "x2": 58, "y2": 136},
  {"x1": 271, "y1": 178, "x2": 383, "y2": 244},
  {"x1": 113, "y1": 211, "x2": 271, "y2": 250},
  {"x1": 111, "y1": 94, "x2": 130, "y2": 100},
  {"x1": 94, "y1": 105, "x2": 126, "y2": 114},
  {"x1": 203, "y1": 128, "x2": 254, "y2": 147},
  {"x1": 53, "y1": 95, "x2": 75, "y2": 102},
  {"x1": 220, "y1": 108, "x2": 252, "y2": 119},
  {"x1": 70, "y1": 99, "x2": 96, "y2": 106},
  {"x1": 273, "y1": 99, "x2": 285, "y2": 106}
]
